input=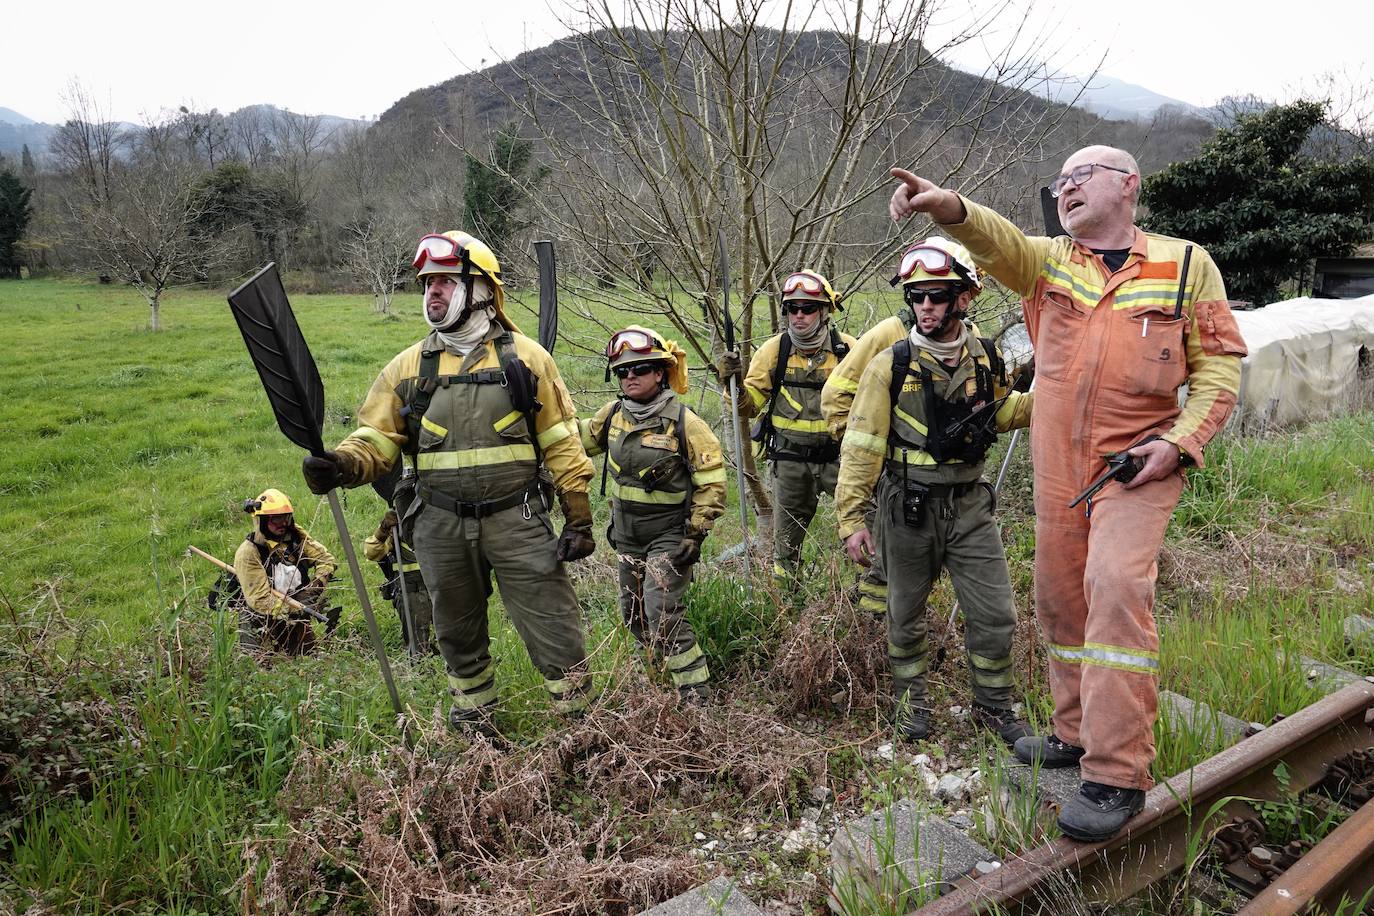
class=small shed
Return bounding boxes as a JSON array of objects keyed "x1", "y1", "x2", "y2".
[{"x1": 1314, "y1": 243, "x2": 1374, "y2": 299}]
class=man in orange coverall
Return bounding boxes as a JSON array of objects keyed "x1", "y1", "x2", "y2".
[{"x1": 888, "y1": 146, "x2": 1247, "y2": 842}]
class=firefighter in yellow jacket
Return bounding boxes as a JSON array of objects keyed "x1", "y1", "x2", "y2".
[
  {"x1": 301, "y1": 231, "x2": 595, "y2": 730},
  {"x1": 233, "y1": 487, "x2": 336, "y2": 656},
  {"x1": 581, "y1": 326, "x2": 727, "y2": 704},
  {"x1": 835, "y1": 240, "x2": 1033, "y2": 744},
  {"x1": 719, "y1": 270, "x2": 857, "y2": 591},
  {"x1": 821, "y1": 237, "x2": 968, "y2": 618}
]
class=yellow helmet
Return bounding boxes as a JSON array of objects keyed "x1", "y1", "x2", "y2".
[
  {"x1": 245, "y1": 488, "x2": 293, "y2": 516},
  {"x1": 605, "y1": 325, "x2": 689, "y2": 393},
  {"x1": 412, "y1": 230, "x2": 504, "y2": 285},
  {"x1": 890, "y1": 237, "x2": 982, "y2": 293},
  {"x1": 780, "y1": 269, "x2": 841, "y2": 311}
]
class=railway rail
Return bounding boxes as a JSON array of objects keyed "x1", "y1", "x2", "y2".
[{"x1": 913, "y1": 679, "x2": 1374, "y2": 914}]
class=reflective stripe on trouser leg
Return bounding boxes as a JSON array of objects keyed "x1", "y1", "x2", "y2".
[
  {"x1": 858, "y1": 500, "x2": 889, "y2": 614},
  {"x1": 942, "y1": 483, "x2": 1019, "y2": 709},
  {"x1": 882, "y1": 477, "x2": 937, "y2": 706},
  {"x1": 618, "y1": 529, "x2": 707, "y2": 690},
  {"x1": 1076, "y1": 473, "x2": 1181, "y2": 791},
  {"x1": 448, "y1": 659, "x2": 498, "y2": 710},
  {"x1": 544, "y1": 673, "x2": 593, "y2": 714}
]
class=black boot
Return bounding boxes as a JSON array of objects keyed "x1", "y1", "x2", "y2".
[
  {"x1": 448, "y1": 702, "x2": 499, "y2": 738},
  {"x1": 894, "y1": 697, "x2": 931, "y2": 741},
  {"x1": 1012, "y1": 733, "x2": 1086, "y2": 768},
  {"x1": 1057, "y1": 780, "x2": 1146, "y2": 842},
  {"x1": 972, "y1": 703, "x2": 1032, "y2": 746}
]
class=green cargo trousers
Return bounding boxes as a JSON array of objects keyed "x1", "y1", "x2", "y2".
[
  {"x1": 412, "y1": 500, "x2": 590, "y2": 716},
  {"x1": 614, "y1": 523, "x2": 710, "y2": 692},
  {"x1": 390, "y1": 570, "x2": 435, "y2": 653},
  {"x1": 857, "y1": 501, "x2": 888, "y2": 616},
  {"x1": 878, "y1": 475, "x2": 1017, "y2": 711},
  {"x1": 770, "y1": 457, "x2": 839, "y2": 587}
]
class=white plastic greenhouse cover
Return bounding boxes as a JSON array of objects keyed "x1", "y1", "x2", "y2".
[{"x1": 1231, "y1": 295, "x2": 1374, "y2": 428}]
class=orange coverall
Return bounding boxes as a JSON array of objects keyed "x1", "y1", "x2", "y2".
[{"x1": 947, "y1": 200, "x2": 1247, "y2": 790}]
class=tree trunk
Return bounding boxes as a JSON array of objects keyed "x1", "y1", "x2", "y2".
[{"x1": 148, "y1": 293, "x2": 161, "y2": 332}]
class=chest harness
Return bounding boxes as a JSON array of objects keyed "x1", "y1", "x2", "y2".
[
  {"x1": 751, "y1": 327, "x2": 850, "y2": 463},
  {"x1": 401, "y1": 332, "x2": 550, "y2": 518}
]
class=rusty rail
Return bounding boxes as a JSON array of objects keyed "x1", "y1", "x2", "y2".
[
  {"x1": 913, "y1": 679, "x2": 1374, "y2": 915},
  {"x1": 1235, "y1": 797, "x2": 1374, "y2": 915}
]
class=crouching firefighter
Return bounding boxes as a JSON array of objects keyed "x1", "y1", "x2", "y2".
[
  {"x1": 301, "y1": 230, "x2": 596, "y2": 731},
  {"x1": 362, "y1": 463, "x2": 435, "y2": 655},
  {"x1": 720, "y1": 270, "x2": 856, "y2": 591},
  {"x1": 834, "y1": 239, "x2": 1033, "y2": 744},
  {"x1": 232, "y1": 488, "x2": 337, "y2": 656},
  {"x1": 581, "y1": 326, "x2": 727, "y2": 705}
]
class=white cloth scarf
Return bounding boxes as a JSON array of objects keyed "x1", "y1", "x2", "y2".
[
  {"x1": 622, "y1": 388, "x2": 677, "y2": 424},
  {"x1": 426, "y1": 276, "x2": 495, "y2": 355},
  {"x1": 436, "y1": 309, "x2": 493, "y2": 356},
  {"x1": 909, "y1": 321, "x2": 968, "y2": 365}
]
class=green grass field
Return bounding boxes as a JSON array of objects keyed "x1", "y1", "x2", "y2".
[{"x1": 2, "y1": 277, "x2": 1373, "y2": 913}]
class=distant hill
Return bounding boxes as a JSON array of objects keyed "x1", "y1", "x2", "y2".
[
  {"x1": 1027, "y1": 73, "x2": 1204, "y2": 122},
  {"x1": 0, "y1": 107, "x2": 37, "y2": 125}
]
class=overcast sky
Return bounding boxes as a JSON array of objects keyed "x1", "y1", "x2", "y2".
[{"x1": 2, "y1": 0, "x2": 1368, "y2": 125}]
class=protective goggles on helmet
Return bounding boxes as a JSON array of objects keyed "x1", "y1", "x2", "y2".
[
  {"x1": 782, "y1": 272, "x2": 824, "y2": 296},
  {"x1": 412, "y1": 233, "x2": 464, "y2": 269},
  {"x1": 890, "y1": 244, "x2": 974, "y2": 287},
  {"x1": 605, "y1": 328, "x2": 660, "y2": 360}
]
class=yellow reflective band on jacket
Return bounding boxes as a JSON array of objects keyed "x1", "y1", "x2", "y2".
[
  {"x1": 537, "y1": 419, "x2": 576, "y2": 449},
  {"x1": 1048, "y1": 641, "x2": 1160, "y2": 675},
  {"x1": 610, "y1": 479, "x2": 688, "y2": 505},
  {"x1": 347, "y1": 426, "x2": 402, "y2": 463},
  {"x1": 773, "y1": 415, "x2": 830, "y2": 435},
  {"x1": 780, "y1": 386, "x2": 805, "y2": 413},
  {"x1": 893, "y1": 406, "x2": 928, "y2": 436},
  {"x1": 401, "y1": 561, "x2": 421, "y2": 573},
  {"x1": 828, "y1": 373, "x2": 859, "y2": 394},
  {"x1": 417, "y1": 444, "x2": 536, "y2": 470},
  {"x1": 886, "y1": 446, "x2": 938, "y2": 465},
  {"x1": 492, "y1": 410, "x2": 522, "y2": 433},
  {"x1": 748, "y1": 386, "x2": 768, "y2": 410},
  {"x1": 843, "y1": 428, "x2": 888, "y2": 456},
  {"x1": 691, "y1": 466, "x2": 727, "y2": 487},
  {"x1": 421, "y1": 416, "x2": 449, "y2": 437},
  {"x1": 666, "y1": 642, "x2": 704, "y2": 671}
]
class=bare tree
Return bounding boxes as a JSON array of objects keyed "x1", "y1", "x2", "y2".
[
  {"x1": 343, "y1": 210, "x2": 414, "y2": 314},
  {"x1": 49, "y1": 81, "x2": 124, "y2": 205},
  {"x1": 476, "y1": 0, "x2": 1080, "y2": 510}
]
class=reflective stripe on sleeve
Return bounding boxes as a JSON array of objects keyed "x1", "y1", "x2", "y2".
[
  {"x1": 347, "y1": 426, "x2": 402, "y2": 462},
  {"x1": 691, "y1": 466, "x2": 727, "y2": 486},
  {"x1": 843, "y1": 429, "x2": 888, "y2": 455},
  {"x1": 537, "y1": 419, "x2": 576, "y2": 448}
]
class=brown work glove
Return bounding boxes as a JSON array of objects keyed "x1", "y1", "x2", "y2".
[
  {"x1": 556, "y1": 491, "x2": 595, "y2": 562},
  {"x1": 301, "y1": 449, "x2": 361, "y2": 495},
  {"x1": 373, "y1": 509, "x2": 399, "y2": 542},
  {"x1": 667, "y1": 530, "x2": 706, "y2": 568},
  {"x1": 1011, "y1": 357, "x2": 1035, "y2": 393},
  {"x1": 718, "y1": 350, "x2": 744, "y2": 383}
]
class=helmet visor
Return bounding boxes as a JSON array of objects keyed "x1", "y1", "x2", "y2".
[
  {"x1": 412, "y1": 234, "x2": 462, "y2": 270},
  {"x1": 605, "y1": 328, "x2": 658, "y2": 360}
]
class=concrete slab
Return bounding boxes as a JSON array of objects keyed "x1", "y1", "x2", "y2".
[
  {"x1": 1159, "y1": 690, "x2": 1248, "y2": 745},
  {"x1": 637, "y1": 876, "x2": 764, "y2": 916},
  {"x1": 1344, "y1": 616, "x2": 1374, "y2": 647},
  {"x1": 1004, "y1": 760, "x2": 1082, "y2": 815},
  {"x1": 1300, "y1": 656, "x2": 1366, "y2": 691},
  {"x1": 828, "y1": 800, "x2": 994, "y2": 913}
]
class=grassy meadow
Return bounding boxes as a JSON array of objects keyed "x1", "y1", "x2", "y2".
[{"x1": 2, "y1": 277, "x2": 1373, "y2": 913}]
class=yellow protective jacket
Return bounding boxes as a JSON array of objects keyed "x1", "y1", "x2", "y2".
[
  {"x1": 232, "y1": 526, "x2": 336, "y2": 617},
  {"x1": 580, "y1": 397, "x2": 727, "y2": 536},
  {"x1": 334, "y1": 326, "x2": 592, "y2": 501},
  {"x1": 820, "y1": 313, "x2": 913, "y2": 441},
  {"x1": 943, "y1": 199, "x2": 1245, "y2": 467},
  {"x1": 741, "y1": 328, "x2": 858, "y2": 451},
  {"x1": 835, "y1": 335, "x2": 1032, "y2": 539}
]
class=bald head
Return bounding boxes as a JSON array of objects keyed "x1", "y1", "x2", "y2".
[{"x1": 1055, "y1": 145, "x2": 1142, "y2": 247}]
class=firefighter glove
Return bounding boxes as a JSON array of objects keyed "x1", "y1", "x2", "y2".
[
  {"x1": 667, "y1": 531, "x2": 705, "y2": 568},
  {"x1": 556, "y1": 491, "x2": 596, "y2": 562},
  {"x1": 1011, "y1": 357, "x2": 1035, "y2": 393},
  {"x1": 302, "y1": 450, "x2": 357, "y2": 494},
  {"x1": 718, "y1": 350, "x2": 744, "y2": 382},
  {"x1": 378, "y1": 509, "x2": 399, "y2": 536}
]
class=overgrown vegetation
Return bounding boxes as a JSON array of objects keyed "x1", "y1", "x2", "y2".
[{"x1": 2, "y1": 279, "x2": 1372, "y2": 913}]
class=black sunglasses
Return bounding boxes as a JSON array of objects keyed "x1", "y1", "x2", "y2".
[
  {"x1": 613, "y1": 363, "x2": 661, "y2": 379},
  {"x1": 783, "y1": 302, "x2": 824, "y2": 316},
  {"x1": 903, "y1": 286, "x2": 959, "y2": 306}
]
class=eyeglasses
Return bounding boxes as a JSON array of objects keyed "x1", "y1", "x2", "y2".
[
  {"x1": 613, "y1": 363, "x2": 660, "y2": 379},
  {"x1": 1049, "y1": 162, "x2": 1133, "y2": 198},
  {"x1": 904, "y1": 286, "x2": 958, "y2": 306},
  {"x1": 782, "y1": 272, "x2": 824, "y2": 296},
  {"x1": 412, "y1": 233, "x2": 464, "y2": 269},
  {"x1": 783, "y1": 302, "x2": 823, "y2": 316},
  {"x1": 605, "y1": 328, "x2": 659, "y2": 359}
]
